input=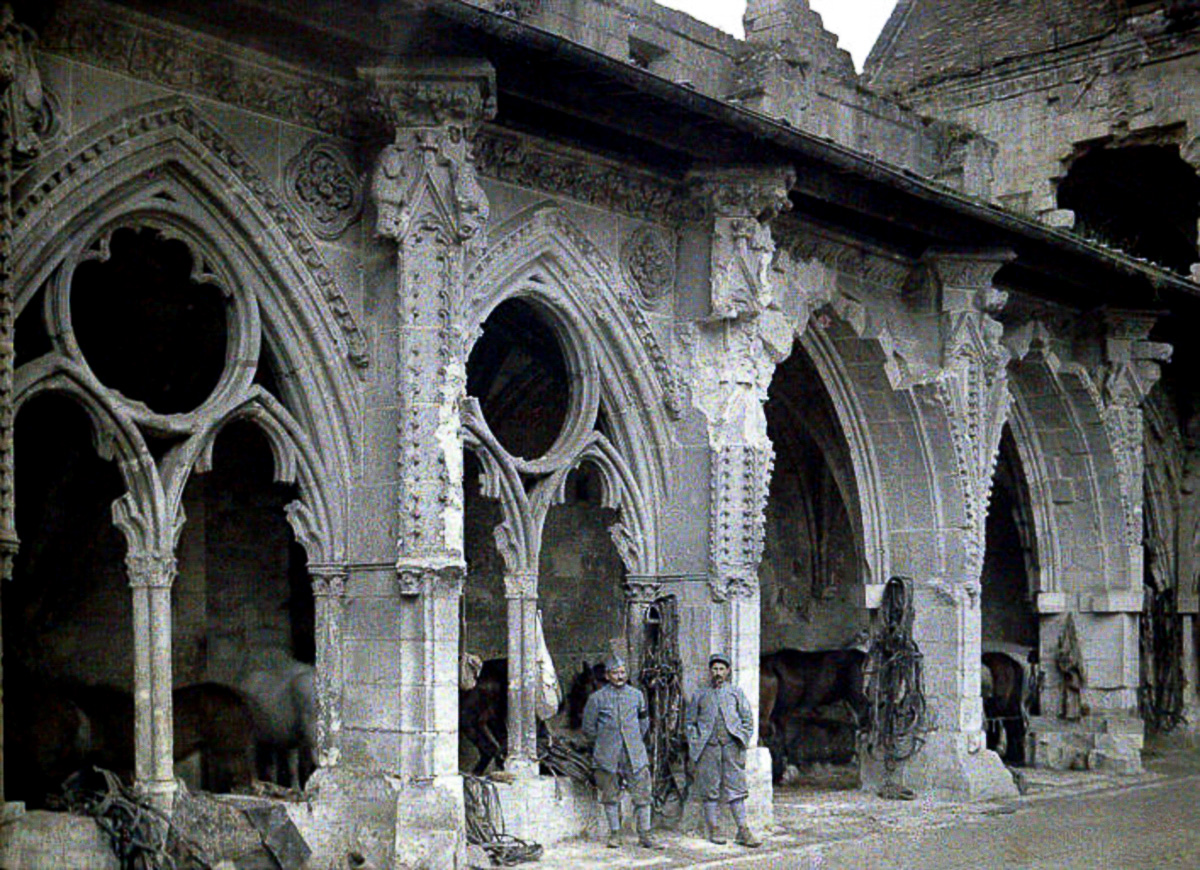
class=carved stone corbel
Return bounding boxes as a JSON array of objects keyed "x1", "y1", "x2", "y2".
[
  {"x1": 690, "y1": 166, "x2": 794, "y2": 320},
  {"x1": 924, "y1": 249, "x2": 1015, "y2": 582},
  {"x1": 1095, "y1": 310, "x2": 1173, "y2": 563},
  {"x1": 362, "y1": 60, "x2": 496, "y2": 245}
]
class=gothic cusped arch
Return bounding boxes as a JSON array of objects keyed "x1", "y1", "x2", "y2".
[
  {"x1": 12, "y1": 354, "x2": 176, "y2": 557},
  {"x1": 10, "y1": 97, "x2": 359, "y2": 522},
  {"x1": 465, "y1": 202, "x2": 671, "y2": 527},
  {"x1": 161, "y1": 387, "x2": 345, "y2": 566},
  {"x1": 531, "y1": 432, "x2": 657, "y2": 578},
  {"x1": 463, "y1": 399, "x2": 537, "y2": 577}
]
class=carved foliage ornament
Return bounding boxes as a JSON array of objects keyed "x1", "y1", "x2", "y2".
[
  {"x1": 621, "y1": 224, "x2": 675, "y2": 306},
  {"x1": 396, "y1": 564, "x2": 465, "y2": 597},
  {"x1": 285, "y1": 138, "x2": 363, "y2": 241}
]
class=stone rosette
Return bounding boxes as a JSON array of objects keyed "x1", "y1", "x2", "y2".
[
  {"x1": 285, "y1": 138, "x2": 364, "y2": 241},
  {"x1": 621, "y1": 224, "x2": 675, "y2": 306}
]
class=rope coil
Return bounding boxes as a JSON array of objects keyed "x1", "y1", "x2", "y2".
[
  {"x1": 864, "y1": 576, "x2": 927, "y2": 776},
  {"x1": 463, "y1": 774, "x2": 543, "y2": 867}
]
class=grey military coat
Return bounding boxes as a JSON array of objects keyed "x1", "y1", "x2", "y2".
[
  {"x1": 685, "y1": 682, "x2": 756, "y2": 763},
  {"x1": 581, "y1": 682, "x2": 650, "y2": 773}
]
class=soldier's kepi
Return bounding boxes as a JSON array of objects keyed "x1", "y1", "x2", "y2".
[
  {"x1": 580, "y1": 653, "x2": 664, "y2": 849},
  {"x1": 685, "y1": 653, "x2": 762, "y2": 847}
]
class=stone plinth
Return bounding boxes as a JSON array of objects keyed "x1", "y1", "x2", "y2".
[
  {"x1": 1027, "y1": 714, "x2": 1144, "y2": 775},
  {"x1": 861, "y1": 730, "x2": 1018, "y2": 801}
]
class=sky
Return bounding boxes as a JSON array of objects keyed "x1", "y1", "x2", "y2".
[{"x1": 657, "y1": 0, "x2": 899, "y2": 71}]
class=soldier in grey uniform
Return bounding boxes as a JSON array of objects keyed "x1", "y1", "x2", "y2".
[
  {"x1": 685, "y1": 652, "x2": 762, "y2": 847},
  {"x1": 580, "y1": 653, "x2": 663, "y2": 849}
]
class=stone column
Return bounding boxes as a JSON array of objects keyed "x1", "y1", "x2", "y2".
[
  {"x1": 504, "y1": 571, "x2": 538, "y2": 775},
  {"x1": 0, "y1": 4, "x2": 42, "y2": 806},
  {"x1": 364, "y1": 60, "x2": 494, "y2": 868},
  {"x1": 686, "y1": 166, "x2": 794, "y2": 829},
  {"x1": 311, "y1": 566, "x2": 347, "y2": 768},
  {"x1": 127, "y1": 552, "x2": 177, "y2": 809},
  {"x1": 881, "y1": 249, "x2": 1018, "y2": 799}
]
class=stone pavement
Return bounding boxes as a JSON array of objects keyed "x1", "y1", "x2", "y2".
[{"x1": 520, "y1": 742, "x2": 1200, "y2": 869}]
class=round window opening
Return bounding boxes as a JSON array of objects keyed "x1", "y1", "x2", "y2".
[
  {"x1": 467, "y1": 297, "x2": 571, "y2": 461},
  {"x1": 70, "y1": 227, "x2": 229, "y2": 415}
]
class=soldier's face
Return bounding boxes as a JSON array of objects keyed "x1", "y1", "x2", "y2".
[
  {"x1": 607, "y1": 664, "x2": 628, "y2": 686},
  {"x1": 710, "y1": 662, "x2": 729, "y2": 686}
]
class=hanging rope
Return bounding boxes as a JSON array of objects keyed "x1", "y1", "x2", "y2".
[
  {"x1": 1139, "y1": 584, "x2": 1186, "y2": 733},
  {"x1": 638, "y1": 596, "x2": 687, "y2": 812},
  {"x1": 462, "y1": 775, "x2": 543, "y2": 867},
  {"x1": 864, "y1": 576, "x2": 926, "y2": 786}
]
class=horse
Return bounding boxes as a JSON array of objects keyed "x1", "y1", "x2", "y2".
[
  {"x1": 982, "y1": 650, "x2": 1027, "y2": 765},
  {"x1": 62, "y1": 681, "x2": 256, "y2": 794},
  {"x1": 460, "y1": 657, "x2": 508, "y2": 774},
  {"x1": 3, "y1": 676, "x2": 93, "y2": 808},
  {"x1": 239, "y1": 657, "x2": 318, "y2": 788},
  {"x1": 173, "y1": 682, "x2": 258, "y2": 793},
  {"x1": 760, "y1": 648, "x2": 868, "y2": 780}
]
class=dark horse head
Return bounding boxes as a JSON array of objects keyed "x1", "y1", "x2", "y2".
[{"x1": 566, "y1": 660, "x2": 607, "y2": 730}]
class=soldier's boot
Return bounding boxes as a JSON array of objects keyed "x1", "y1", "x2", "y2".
[
  {"x1": 730, "y1": 799, "x2": 761, "y2": 847},
  {"x1": 604, "y1": 804, "x2": 621, "y2": 848},
  {"x1": 636, "y1": 805, "x2": 664, "y2": 850},
  {"x1": 703, "y1": 801, "x2": 726, "y2": 844},
  {"x1": 735, "y1": 826, "x2": 762, "y2": 848}
]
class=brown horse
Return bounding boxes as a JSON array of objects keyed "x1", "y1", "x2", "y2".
[
  {"x1": 760, "y1": 649, "x2": 867, "y2": 780},
  {"x1": 460, "y1": 657, "x2": 508, "y2": 774},
  {"x1": 56, "y1": 681, "x2": 256, "y2": 793},
  {"x1": 981, "y1": 651, "x2": 1026, "y2": 765}
]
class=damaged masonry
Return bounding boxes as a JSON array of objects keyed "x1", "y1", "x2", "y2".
[{"x1": 1, "y1": 0, "x2": 1200, "y2": 867}]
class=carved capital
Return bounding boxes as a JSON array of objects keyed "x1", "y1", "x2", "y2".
[
  {"x1": 690, "y1": 166, "x2": 794, "y2": 320},
  {"x1": 363, "y1": 61, "x2": 495, "y2": 244},
  {"x1": 504, "y1": 571, "x2": 538, "y2": 599},
  {"x1": 924, "y1": 248, "x2": 1015, "y2": 315},
  {"x1": 126, "y1": 552, "x2": 177, "y2": 588},
  {"x1": 708, "y1": 569, "x2": 758, "y2": 603},
  {"x1": 310, "y1": 565, "x2": 348, "y2": 599},
  {"x1": 364, "y1": 61, "x2": 496, "y2": 130},
  {"x1": 396, "y1": 562, "x2": 465, "y2": 598},
  {"x1": 623, "y1": 575, "x2": 663, "y2": 603}
]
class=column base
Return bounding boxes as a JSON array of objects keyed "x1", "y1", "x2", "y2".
[
  {"x1": 1027, "y1": 714, "x2": 1144, "y2": 775},
  {"x1": 861, "y1": 730, "x2": 1018, "y2": 801},
  {"x1": 289, "y1": 768, "x2": 465, "y2": 869}
]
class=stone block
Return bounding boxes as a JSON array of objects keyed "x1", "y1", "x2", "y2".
[
  {"x1": 0, "y1": 810, "x2": 120, "y2": 870},
  {"x1": 1084, "y1": 590, "x2": 1143, "y2": 613}
]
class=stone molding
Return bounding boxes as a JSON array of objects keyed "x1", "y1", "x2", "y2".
[
  {"x1": 1095, "y1": 310, "x2": 1173, "y2": 561},
  {"x1": 466, "y1": 203, "x2": 684, "y2": 422},
  {"x1": 474, "y1": 128, "x2": 697, "y2": 226},
  {"x1": 12, "y1": 99, "x2": 370, "y2": 372},
  {"x1": 709, "y1": 444, "x2": 773, "y2": 602},
  {"x1": 0, "y1": 4, "x2": 47, "y2": 578},
  {"x1": 40, "y1": 0, "x2": 377, "y2": 139},
  {"x1": 285, "y1": 138, "x2": 364, "y2": 241}
]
